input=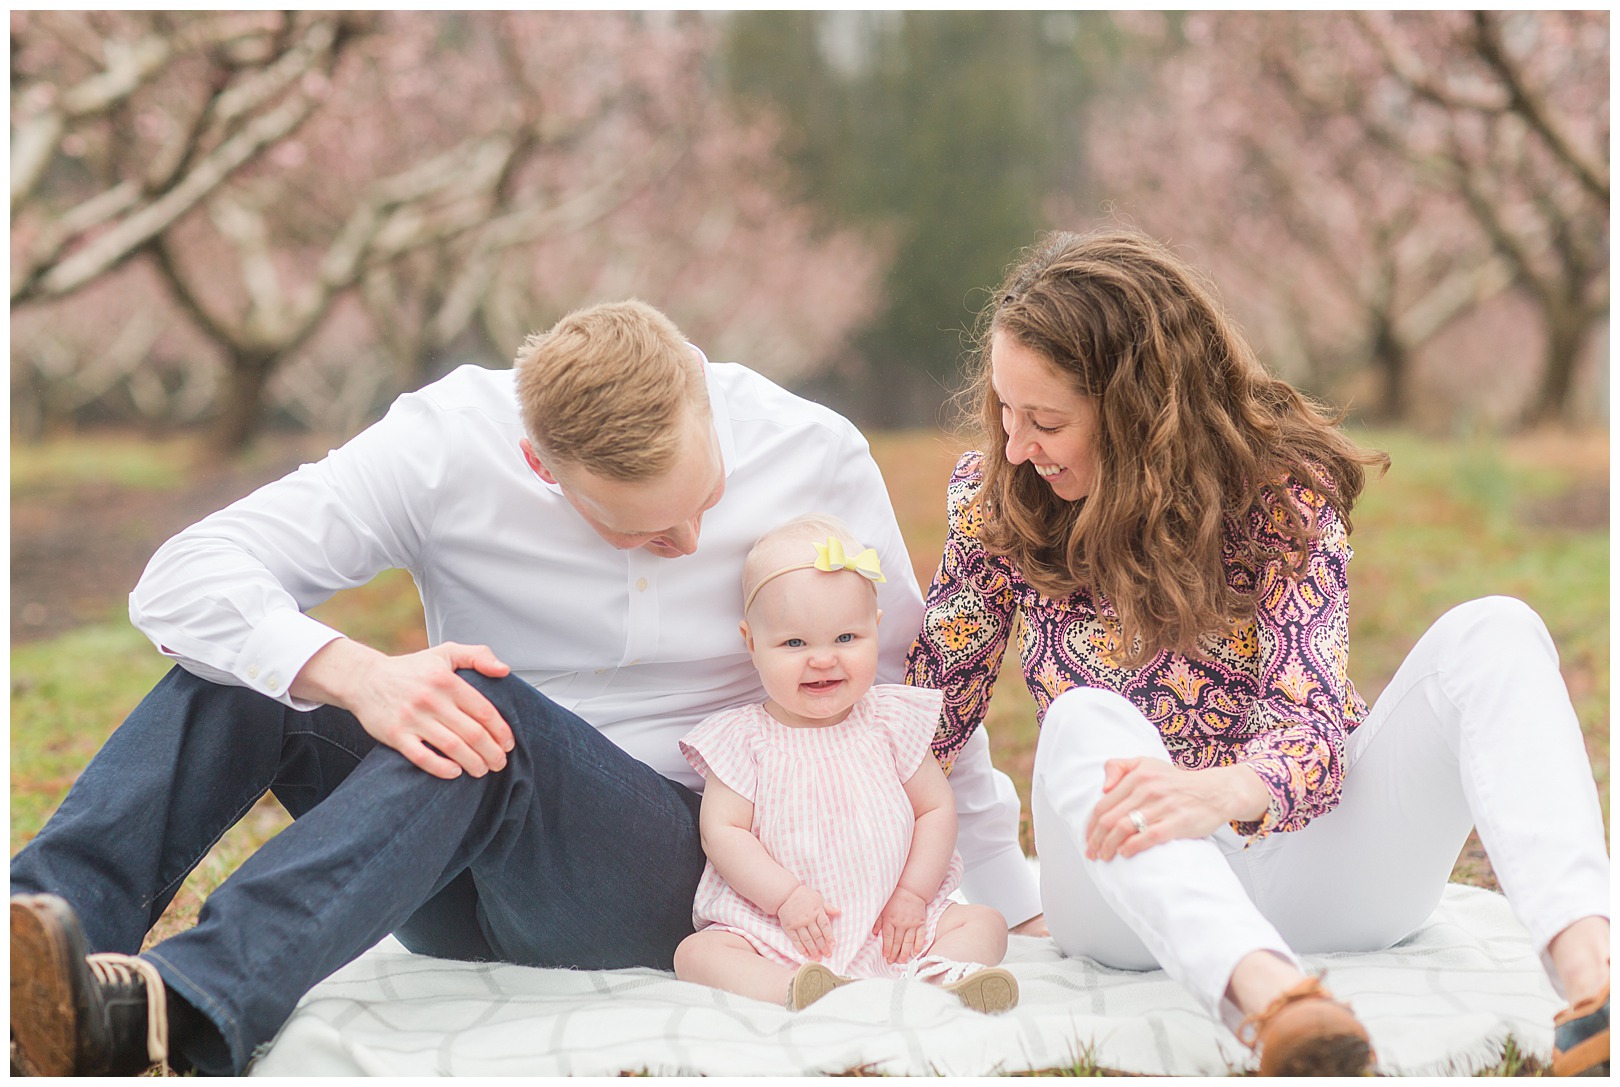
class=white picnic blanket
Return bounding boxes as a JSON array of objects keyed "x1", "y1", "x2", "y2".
[{"x1": 250, "y1": 882, "x2": 1558, "y2": 1076}]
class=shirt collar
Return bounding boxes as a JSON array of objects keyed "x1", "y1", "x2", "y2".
[
  {"x1": 530, "y1": 342, "x2": 731, "y2": 496},
  {"x1": 697, "y1": 345, "x2": 737, "y2": 482}
]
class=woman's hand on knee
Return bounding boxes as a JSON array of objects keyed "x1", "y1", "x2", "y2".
[{"x1": 1085, "y1": 759, "x2": 1268, "y2": 861}]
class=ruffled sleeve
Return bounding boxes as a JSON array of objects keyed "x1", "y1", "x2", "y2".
[
  {"x1": 1232, "y1": 485, "x2": 1357, "y2": 840},
  {"x1": 905, "y1": 452, "x2": 1019, "y2": 774},
  {"x1": 678, "y1": 705, "x2": 763, "y2": 802},
  {"x1": 869, "y1": 684, "x2": 948, "y2": 781}
]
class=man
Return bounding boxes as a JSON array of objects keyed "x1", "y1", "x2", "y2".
[{"x1": 10, "y1": 301, "x2": 1041, "y2": 1075}]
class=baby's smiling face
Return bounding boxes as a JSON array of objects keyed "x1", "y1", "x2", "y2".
[{"x1": 741, "y1": 566, "x2": 881, "y2": 729}]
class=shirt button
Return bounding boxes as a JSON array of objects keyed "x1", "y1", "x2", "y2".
[
  {"x1": 636, "y1": 578, "x2": 649, "y2": 592},
  {"x1": 266, "y1": 677, "x2": 281, "y2": 692},
  {"x1": 247, "y1": 665, "x2": 260, "y2": 679}
]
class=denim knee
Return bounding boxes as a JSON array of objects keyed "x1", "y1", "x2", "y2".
[
  {"x1": 453, "y1": 669, "x2": 561, "y2": 736},
  {"x1": 449, "y1": 669, "x2": 599, "y2": 786}
]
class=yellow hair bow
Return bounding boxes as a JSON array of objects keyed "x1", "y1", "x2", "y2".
[
  {"x1": 812, "y1": 537, "x2": 887, "y2": 584},
  {"x1": 743, "y1": 535, "x2": 888, "y2": 613}
]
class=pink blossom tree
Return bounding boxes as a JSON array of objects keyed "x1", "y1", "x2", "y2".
[
  {"x1": 12, "y1": 12, "x2": 882, "y2": 451},
  {"x1": 1343, "y1": 11, "x2": 1608, "y2": 425},
  {"x1": 1070, "y1": 12, "x2": 1506, "y2": 422},
  {"x1": 1071, "y1": 11, "x2": 1606, "y2": 426},
  {"x1": 360, "y1": 14, "x2": 882, "y2": 393},
  {"x1": 11, "y1": 11, "x2": 365, "y2": 306}
]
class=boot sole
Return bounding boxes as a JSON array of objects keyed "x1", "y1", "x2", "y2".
[
  {"x1": 10, "y1": 896, "x2": 85, "y2": 1076},
  {"x1": 1264, "y1": 1032, "x2": 1374, "y2": 1077},
  {"x1": 946, "y1": 967, "x2": 1019, "y2": 1014}
]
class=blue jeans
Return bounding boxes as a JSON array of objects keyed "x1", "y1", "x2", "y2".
[{"x1": 10, "y1": 666, "x2": 706, "y2": 1074}]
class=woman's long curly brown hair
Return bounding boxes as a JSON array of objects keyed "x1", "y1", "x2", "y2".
[{"x1": 966, "y1": 229, "x2": 1390, "y2": 666}]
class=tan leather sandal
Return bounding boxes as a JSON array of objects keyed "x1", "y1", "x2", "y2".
[
  {"x1": 1237, "y1": 975, "x2": 1374, "y2": 1076},
  {"x1": 904, "y1": 955, "x2": 1019, "y2": 1014},
  {"x1": 940, "y1": 966, "x2": 1018, "y2": 1014},
  {"x1": 786, "y1": 962, "x2": 852, "y2": 1010}
]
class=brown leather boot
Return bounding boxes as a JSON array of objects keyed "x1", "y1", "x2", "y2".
[
  {"x1": 1238, "y1": 975, "x2": 1374, "y2": 1076},
  {"x1": 10, "y1": 894, "x2": 168, "y2": 1077}
]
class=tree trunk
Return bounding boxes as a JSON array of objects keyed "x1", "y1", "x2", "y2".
[
  {"x1": 1520, "y1": 300, "x2": 1593, "y2": 428},
  {"x1": 211, "y1": 351, "x2": 276, "y2": 455},
  {"x1": 1367, "y1": 320, "x2": 1409, "y2": 423}
]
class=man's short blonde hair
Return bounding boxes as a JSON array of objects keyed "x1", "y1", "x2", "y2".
[{"x1": 514, "y1": 300, "x2": 709, "y2": 481}]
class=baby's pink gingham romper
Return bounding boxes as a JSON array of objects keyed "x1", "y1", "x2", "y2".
[{"x1": 679, "y1": 684, "x2": 965, "y2": 979}]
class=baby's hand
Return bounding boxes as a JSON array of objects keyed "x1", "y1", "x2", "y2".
[
  {"x1": 777, "y1": 885, "x2": 839, "y2": 960},
  {"x1": 874, "y1": 887, "x2": 928, "y2": 963}
]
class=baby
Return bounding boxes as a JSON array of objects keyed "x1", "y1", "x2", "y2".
[{"x1": 672, "y1": 513, "x2": 1017, "y2": 1011}]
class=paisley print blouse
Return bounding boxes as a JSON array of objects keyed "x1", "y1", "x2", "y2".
[{"x1": 905, "y1": 452, "x2": 1369, "y2": 840}]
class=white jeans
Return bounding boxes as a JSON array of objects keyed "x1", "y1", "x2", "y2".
[{"x1": 1031, "y1": 596, "x2": 1610, "y2": 1029}]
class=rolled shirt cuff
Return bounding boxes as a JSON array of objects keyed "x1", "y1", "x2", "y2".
[{"x1": 231, "y1": 609, "x2": 346, "y2": 710}]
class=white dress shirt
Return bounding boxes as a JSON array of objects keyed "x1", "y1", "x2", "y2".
[{"x1": 129, "y1": 355, "x2": 1041, "y2": 925}]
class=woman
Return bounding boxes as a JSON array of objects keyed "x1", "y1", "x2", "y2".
[{"x1": 906, "y1": 230, "x2": 1610, "y2": 1076}]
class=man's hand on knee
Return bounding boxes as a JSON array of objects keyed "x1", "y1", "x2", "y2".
[{"x1": 293, "y1": 639, "x2": 516, "y2": 779}]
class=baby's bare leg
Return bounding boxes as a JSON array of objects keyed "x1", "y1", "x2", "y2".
[
  {"x1": 923, "y1": 903, "x2": 1008, "y2": 967},
  {"x1": 673, "y1": 929, "x2": 797, "y2": 1005}
]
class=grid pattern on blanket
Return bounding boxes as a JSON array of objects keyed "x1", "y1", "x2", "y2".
[{"x1": 249, "y1": 884, "x2": 1559, "y2": 1077}]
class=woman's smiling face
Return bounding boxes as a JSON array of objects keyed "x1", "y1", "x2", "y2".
[{"x1": 990, "y1": 329, "x2": 1100, "y2": 502}]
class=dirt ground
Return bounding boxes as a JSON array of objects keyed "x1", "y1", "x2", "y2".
[{"x1": 11, "y1": 433, "x2": 324, "y2": 644}]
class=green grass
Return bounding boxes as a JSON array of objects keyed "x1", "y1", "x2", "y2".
[
  {"x1": 10, "y1": 429, "x2": 324, "y2": 496},
  {"x1": 9, "y1": 624, "x2": 173, "y2": 854},
  {"x1": 10, "y1": 433, "x2": 196, "y2": 494},
  {"x1": 1347, "y1": 427, "x2": 1609, "y2": 813},
  {"x1": 10, "y1": 425, "x2": 1606, "y2": 1075}
]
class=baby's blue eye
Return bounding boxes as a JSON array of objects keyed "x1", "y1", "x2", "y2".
[
  {"x1": 836, "y1": 633, "x2": 855, "y2": 643},
  {"x1": 785, "y1": 638, "x2": 805, "y2": 648}
]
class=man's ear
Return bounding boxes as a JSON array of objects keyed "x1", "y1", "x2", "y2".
[{"x1": 520, "y1": 439, "x2": 558, "y2": 485}]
